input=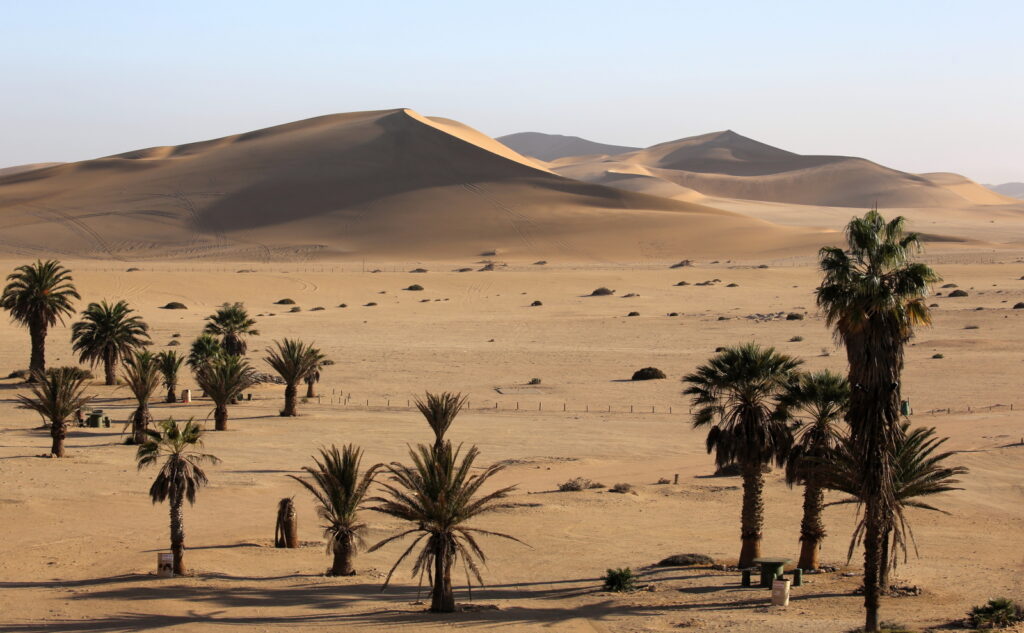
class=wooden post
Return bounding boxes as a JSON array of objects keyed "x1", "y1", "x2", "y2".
[{"x1": 673, "y1": 474, "x2": 679, "y2": 485}]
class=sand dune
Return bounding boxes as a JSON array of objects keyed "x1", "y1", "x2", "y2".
[
  {"x1": 0, "y1": 110, "x2": 825, "y2": 262},
  {"x1": 986, "y1": 182, "x2": 1024, "y2": 199},
  {"x1": 0, "y1": 162, "x2": 64, "y2": 178},
  {"x1": 541, "y1": 130, "x2": 1020, "y2": 210},
  {"x1": 497, "y1": 132, "x2": 638, "y2": 162}
]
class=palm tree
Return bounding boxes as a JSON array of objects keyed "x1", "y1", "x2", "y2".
[
  {"x1": 275, "y1": 498, "x2": 299, "y2": 549},
  {"x1": 16, "y1": 367, "x2": 93, "y2": 457},
  {"x1": 187, "y1": 334, "x2": 223, "y2": 397},
  {"x1": 1, "y1": 260, "x2": 79, "y2": 377},
  {"x1": 777, "y1": 370, "x2": 849, "y2": 570},
  {"x1": 136, "y1": 418, "x2": 219, "y2": 575},
  {"x1": 304, "y1": 359, "x2": 329, "y2": 399},
  {"x1": 816, "y1": 209, "x2": 939, "y2": 632},
  {"x1": 683, "y1": 342, "x2": 802, "y2": 568},
  {"x1": 123, "y1": 350, "x2": 162, "y2": 444},
  {"x1": 415, "y1": 391, "x2": 468, "y2": 449},
  {"x1": 290, "y1": 444, "x2": 380, "y2": 575},
  {"x1": 264, "y1": 339, "x2": 325, "y2": 417},
  {"x1": 71, "y1": 299, "x2": 151, "y2": 385},
  {"x1": 194, "y1": 354, "x2": 256, "y2": 431},
  {"x1": 824, "y1": 422, "x2": 967, "y2": 591},
  {"x1": 156, "y1": 351, "x2": 184, "y2": 403},
  {"x1": 203, "y1": 302, "x2": 258, "y2": 356},
  {"x1": 368, "y1": 442, "x2": 523, "y2": 613}
]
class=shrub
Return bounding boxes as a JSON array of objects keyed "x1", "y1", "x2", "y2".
[
  {"x1": 623, "y1": 293, "x2": 638, "y2": 298},
  {"x1": 932, "y1": 353, "x2": 944, "y2": 359},
  {"x1": 941, "y1": 283, "x2": 958, "y2": 288},
  {"x1": 948, "y1": 289, "x2": 969, "y2": 297},
  {"x1": 670, "y1": 260, "x2": 693, "y2": 268},
  {"x1": 167, "y1": 340, "x2": 181, "y2": 346},
  {"x1": 275, "y1": 298, "x2": 296, "y2": 305},
  {"x1": 631, "y1": 367, "x2": 666, "y2": 381},
  {"x1": 410, "y1": 268, "x2": 428, "y2": 273},
  {"x1": 126, "y1": 267, "x2": 141, "y2": 272},
  {"x1": 338, "y1": 303, "x2": 348, "y2": 308},
  {"x1": 161, "y1": 302, "x2": 188, "y2": 310},
  {"x1": 1014, "y1": 302, "x2": 1024, "y2": 309},
  {"x1": 455, "y1": 267, "x2": 473, "y2": 272},
  {"x1": 590, "y1": 287, "x2": 615, "y2": 296},
  {"x1": 609, "y1": 483, "x2": 633, "y2": 494},
  {"x1": 675, "y1": 281, "x2": 690, "y2": 286},
  {"x1": 558, "y1": 477, "x2": 604, "y2": 492},
  {"x1": 533, "y1": 260, "x2": 547, "y2": 265},
  {"x1": 289, "y1": 306, "x2": 301, "y2": 312},
  {"x1": 406, "y1": 284, "x2": 424, "y2": 291},
  {"x1": 528, "y1": 377, "x2": 542, "y2": 385},
  {"x1": 171, "y1": 333, "x2": 181, "y2": 338},
  {"x1": 531, "y1": 300, "x2": 543, "y2": 306},
  {"x1": 786, "y1": 312, "x2": 804, "y2": 320},
  {"x1": 478, "y1": 262, "x2": 496, "y2": 271},
  {"x1": 726, "y1": 283, "x2": 739, "y2": 287},
  {"x1": 656, "y1": 553, "x2": 714, "y2": 567},
  {"x1": 790, "y1": 335, "x2": 804, "y2": 342},
  {"x1": 310, "y1": 306, "x2": 325, "y2": 311},
  {"x1": 656, "y1": 477, "x2": 671, "y2": 485},
  {"x1": 964, "y1": 325, "x2": 979, "y2": 330},
  {"x1": 364, "y1": 302, "x2": 377, "y2": 307},
  {"x1": 480, "y1": 250, "x2": 497, "y2": 257},
  {"x1": 667, "y1": 312, "x2": 679, "y2": 317},
  {"x1": 627, "y1": 311, "x2": 640, "y2": 317},
  {"x1": 968, "y1": 598, "x2": 1023, "y2": 629},
  {"x1": 602, "y1": 568, "x2": 636, "y2": 592},
  {"x1": 47, "y1": 366, "x2": 93, "y2": 381}
]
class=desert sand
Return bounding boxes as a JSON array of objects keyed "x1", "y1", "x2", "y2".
[{"x1": 1, "y1": 251, "x2": 1022, "y2": 633}]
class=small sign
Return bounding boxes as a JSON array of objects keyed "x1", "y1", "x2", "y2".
[{"x1": 157, "y1": 552, "x2": 174, "y2": 577}]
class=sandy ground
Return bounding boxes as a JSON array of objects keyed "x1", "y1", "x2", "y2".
[{"x1": 1, "y1": 253, "x2": 1023, "y2": 633}]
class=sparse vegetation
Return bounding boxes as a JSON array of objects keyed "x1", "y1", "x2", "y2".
[
  {"x1": 967, "y1": 598, "x2": 1023, "y2": 629},
  {"x1": 590, "y1": 287, "x2": 615, "y2": 296},
  {"x1": 948, "y1": 289, "x2": 969, "y2": 297},
  {"x1": 557, "y1": 477, "x2": 604, "y2": 491},
  {"x1": 528, "y1": 377, "x2": 542, "y2": 385},
  {"x1": 631, "y1": 367, "x2": 666, "y2": 381},
  {"x1": 609, "y1": 483, "x2": 633, "y2": 494},
  {"x1": 602, "y1": 567, "x2": 636, "y2": 592},
  {"x1": 786, "y1": 312, "x2": 804, "y2": 320},
  {"x1": 410, "y1": 268, "x2": 428, "y2": 273},
  {"x1": 627, "y1": 311, "x2": 640, "y2": 317},
  {"x1": 161, "y1": 302, "x2": 188, "y2": 310},
  {"x1": 790, "y1": 335, "x2": 804, "y2": 342},
  {"x1": 932, "y1": 353, "x2": 944, "y2": 359},
  {"x1": 406, "y1": 284, "x2": 424, "y2": 291},
  {"x1": 531, "y1": 300, "x2": 543, "y2": 306},
  {"x1": 656, "y1": 553, "x2": 714, "y2": 567},
  {"x1": 275, "y1": 298, "x2": 296, "y2": 305}
]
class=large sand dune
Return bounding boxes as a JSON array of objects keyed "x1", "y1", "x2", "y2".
[
  {"x1": 0, "y1": 110, "x2": 824, "y2": 262},
  {"x1": 497, "y1": 131, "x2": 639, "y2": 161}
]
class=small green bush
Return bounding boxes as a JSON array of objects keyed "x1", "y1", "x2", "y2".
[
  {"x1": 968, "y1": 598, "x2": 1023, "y2": 629},
  {"x1": 602, "y1": 567, "x2": 636, "y2": 592},
  {"x1": 590, "y1": 287, "x2": 615, "y2": 296},
  {"x1": 932, "y1": 353, "x2": 944, "y2": 359},
  {"x1": 790, "y1": 335, "x2": 804, "y2": 342},
  {"x1": 528, "y1": 377, "x2": 542, "y2": 385}
]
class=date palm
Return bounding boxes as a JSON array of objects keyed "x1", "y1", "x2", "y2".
[
  {"x1": 290, "y1": 444, "x2": 380, "y2": 575},
  {"x1": 16, "y1": 367, "x2": 93, "y2": 457},
  {"x1": 683, "y1": 342, "x2": 801, "y2": 568},
  {"x1": 123, "y1": 350, "x2": 162, "y2": 444},
  {"x1": 415, "y1": 391, "x2": 468, "y2": 449},
  {"x1": 264, "y1": 339, "x2": 325, "y2": 417},
  {"x1": 136, "y1": 418, "x2": 219, "y2": 575},
  {"x1": 194, "y1": 354, "x2": 257, "y2": 431},
  {"x1": 368, "y1": 442, "x2": 523, "y2": 613},
  {"x1": 275, "y1": 498, "x2": 299, "y2": 549},
  {"x1": 156, "y1": 350, "x2": 184, "y2": 403},
  {"x1": 1, "y1": 260, "x2": 79, "y2": 377},
  {"x1": 203, "y1": 302, "x2": 258, "y2": 356},
  {"x1": 777, "y1": 370, "x2": 849, "y2": 570},
  {"x1": 816, "y1": 209, "x2": 939, "y2": 632},
  {"x1": 825, "y1": 422, "x2": 967, "y2": 591},
  {"x1": 71, "y1": 299, "x2": 151, "y2": 385},
  {"x1": 187, "y1": 334, "x2": 223, "y2": 397}
]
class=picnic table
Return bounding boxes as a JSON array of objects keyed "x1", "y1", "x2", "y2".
[{"x1": 752, "y1": 557, "x2": 791, "y2": 588}]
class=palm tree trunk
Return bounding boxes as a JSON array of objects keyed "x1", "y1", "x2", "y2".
[
  {"x1": 103, "y1": 350, "x2": 117, "y2": 386},
  {"x1": 431, "y1": 536, "x2": 455, "y2": 612},
  {"x1": 281, "y1": 383, "x2": 297, "y2": 417},
  {"x1": 306, "y1": 380, "x2": 316, "y2": 398},
  {"x1": 214, "y1": 403, "x2": 228, "y2": 431},
  {"x1": 132, "y1": 405, "x2": 150, "y2": 445},
  {"x1": 166, "y1": 382, "x2": 177, "y2": 403},
  {"x1": 862, "y1": 501, "x2": 884, "y2": 632},
  {"x1": 738, "y1": 462, "x2": 764, "y2": 568},
  {"x1": 50, "y1": 418, "x2": 66, "y2": 457},
  {"x1": 879, "y1": 528, "x2": 891, "y2": 592},
  {"x1": 170, "y1": 490, "x2": 186, "y2": 575},
  {"x1": 797, "y1": 481, "x2": 825, "y2": 570},
  {"x1": 29, "y1": 319, "x2": 46, "y2": 378},
  {"x1": 330, "y1": 535, "x2": 355, "y2": 576}
]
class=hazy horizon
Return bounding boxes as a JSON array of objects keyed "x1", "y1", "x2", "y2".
[{"x1": 2, "y1": 0, "x2": 1022, "y2": 183}]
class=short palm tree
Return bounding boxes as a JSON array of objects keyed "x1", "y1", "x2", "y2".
[
  {"x1": 156, "y1": 350, "x2": 184, "y2": 403},
  {"x1": 290, "y1": 444, "x2": 380, "y2": 575},
  {"x1": 203, "y1": 302, "x2": 258, "y2": 356},
  {"x1": 123, "y1": 350, "x2": 162, "y2": 444},
  {"x1": 777, "y1": 370, "x2": 849, "y2": 570},
  {"x1": 16, "y1": 367, "x2": 94, "y2": 457},
  {"x1": 415, "y1": 391, "x2": 468, "y2": 449},
  {"x1": 136, "y1": 418, "x2": 220, "y2": 575},
  {"x1": 368, "y1": 442, "x2": 523, "y2": 613},
  {"x1": 1, "y1": 260, "x2": 79, "y2": 376},
  {"x1": 71, "y1": 299, "x2": 151, "y2": 385},
  {"x1": 264, "y1": 339, "x2": 325, "y2": 417},
  {"x1": 194, "y1": 354, "x2": 257, "y2": 431},
  {"x1": 816, "y1": 209, "x2": 939, "y2": 632},
  {"x1": 825, "y1": 422, "x2": 967, "y2": 590},
  {"x1": 187, "y1": 334, "x2": 223, "y2": 397},
  {"x1": 304, "y1": 361, "x2": 325, "y2": 398},
  {"x1": 683, "y1": 342, "x2": 802, "y2": 568},
  {"x1": 275, "y1": 498, "x2": 299, "y2": 549}
]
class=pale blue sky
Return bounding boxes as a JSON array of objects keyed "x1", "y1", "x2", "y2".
[{"x1": 2, "y1": 0, "x2": 1021, "y2": 182}]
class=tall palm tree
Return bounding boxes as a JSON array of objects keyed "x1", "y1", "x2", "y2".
[
  {"x1": 71, "y1": 299, "x2": 151, "y2": 385},
  {"x1": 123, "y1": 350, "x2": 162, "y2": 444},
  {"x1": 824, "y1": 422, "x2": 967, "y2": 590},
  {"x1": 16, "y1": 367, "x2": 93, "y2": 457},
  {"x1": 136, "y1": 418, "x2": 219, "y2": 575},
  {"x1": 290, "y1": 444, "x2": 380, "y2": 575},
  {"x1": 368, "y1": 442, "x2": 523, "y2": 613},
  {"x1": 194, "y1": 354, "x2": 256, "y2": 431},
  {"x1": 187, "y1": 334, "x2": 223, "y2": 398},
  {"x1": 415, "y1": 391, "x2": 468, "y2": 449},
  {"x1": 777, "y1": 370, "x2": 849, "y2": 570},
  {"x1": 203, "y1": 302, "x2": 258, "y2": 356},
  {"x1": 264, "y1": 339, "x2": 325, "y2": 417},
  {"x1": 1, "y1": 260, "x2": 79, "y2": 377},
  {"x1": 816, "y1": 209, "x2": 939, "y2": 632},
  {"x1": 156, "y1": 350, "x2": 184, "y2": 403},
  {"x1": 683, "y1": 343, "x2": 802, "y2": 568}
]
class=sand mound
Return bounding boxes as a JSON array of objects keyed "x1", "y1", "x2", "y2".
[{"x1": 0, "y1": 109, "x2": 825, "y2": 261}]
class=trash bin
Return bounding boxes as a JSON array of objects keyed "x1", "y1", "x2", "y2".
[
  {"x1": 157, "y1": 552, "x2": 174, "y2": 577},
  {"x1": 771, "y1": 577, "x2": 791, "y2": 606},
  {"x1": 182, "y1": 389, "x2": 191, "y2": 404}
]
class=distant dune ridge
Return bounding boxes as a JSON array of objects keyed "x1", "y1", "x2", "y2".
[
  {"x1": 0, "y1": 109, "x2": 824, "y2": 261},
  {"x1": 985, "y1": 182, "x2": 1024, "y2": 199},
  {"x1": 497, "y1": 132, "x2": 639, "y2": 162}
]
